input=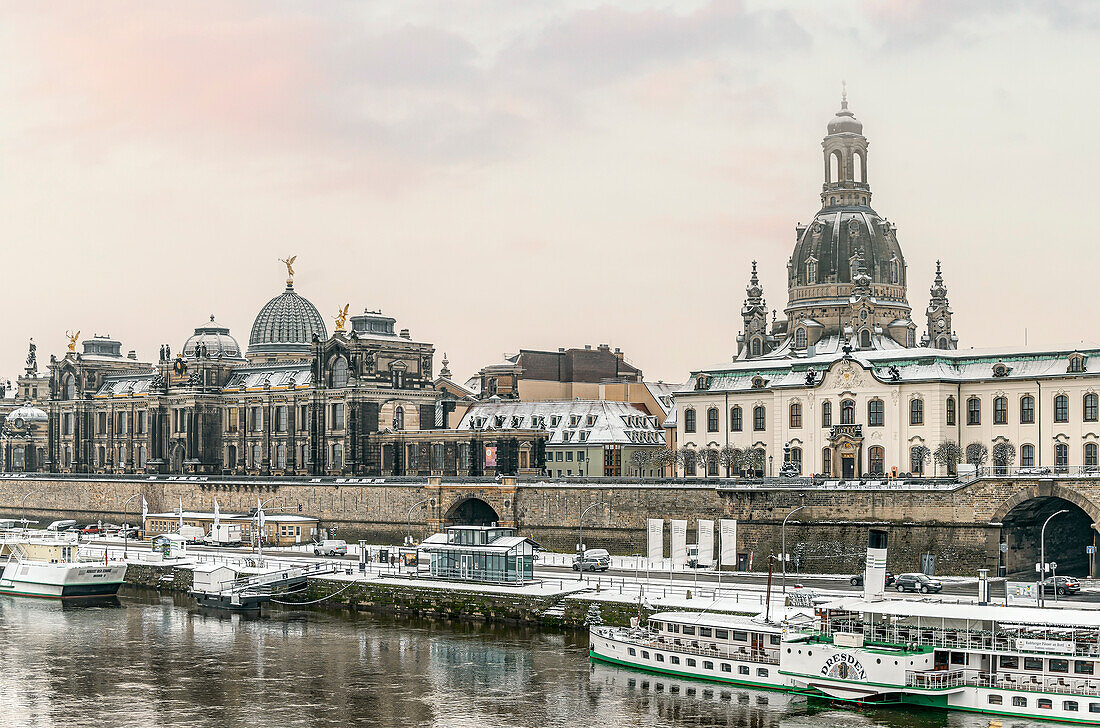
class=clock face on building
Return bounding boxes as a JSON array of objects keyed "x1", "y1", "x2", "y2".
[{"x1": 936, "y1": 318, "x2": 946, "y2": 330}]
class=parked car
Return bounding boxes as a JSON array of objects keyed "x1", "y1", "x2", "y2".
[
  {"x1": 116, "y1": 527, "x2": 142, "y2": 540},
  {"x1": 849, "y1": 572, "x2": 895, "y2": 587},
  {"x1": 1041, "y1": 576, "x2": 1081, "y2": 595},
  {"x1": 313, "y1": 539, "x2": 348, "y2": 557},
  {"x1": 894, "y1": 573, "x2": 943, "y2": 594},
  {"x1": 572, "y1": 548, "x2": 611, "y2": 572},
  {"x1": 79, "y1": 524, "x2": 103, "y2": 534}
]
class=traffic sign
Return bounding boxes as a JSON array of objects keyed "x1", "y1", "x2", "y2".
[
  {"x1": 1088, "y1": 545, "x2": 1097, "y2": 555},
  {"x1": 999, "y1": 543, "x2": 1008, "y2": 553}
]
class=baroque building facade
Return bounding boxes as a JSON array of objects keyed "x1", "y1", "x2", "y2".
[
  {"x1": 676, "y1": 97, "x2": 1099, "y2": 478},
  {"x1": 2, "y1": 267, "x2": 543, "y2": 477}
]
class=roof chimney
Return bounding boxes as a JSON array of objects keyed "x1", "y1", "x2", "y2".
[
  {"x1": 598, "y1": 343, "x2": 610, "y2": 352},
  {"x1": 400, "y1": 329, "x2": 411, "y2": 339},
  {"x1": 127, "y1": 350, "x2": 137, "y2": 360},
  {"x1": 584, "y1": 344, "x2": 592, "y2": 350}
]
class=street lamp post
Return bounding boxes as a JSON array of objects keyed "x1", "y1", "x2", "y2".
[
  {"x1": 120, "y1": 492, "x2": 142, "y2": 561},
  {"x1": 255, "y1": 496, "x2": 285, "y2": 566},
  {"x1": 406, "y1": 497, "x2": 433, "y2": 546},
  {"x1": 19, "y1": 490, "x2": 41, "y2": 529},
  {"x1": 577, "y1": 502, "x2": 608, "y2": 580},
  {"x1": 782, "y1": 504, "x2": 807, "y2": 596},
  {"x1": 1039, "y1": 509, "x2": 1069, "y2": 608}
]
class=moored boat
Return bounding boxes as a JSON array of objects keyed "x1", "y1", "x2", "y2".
[{"x1": 0, "y1": 536, "x2": 126, "y2": 599}]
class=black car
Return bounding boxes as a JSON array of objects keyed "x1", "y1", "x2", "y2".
[
  {"x1": 894, "y1": 573, "x2": 943, "y2": 594},
  {"x1": 849, "y1": 572, "x2": 895, "y2": 587},
  {"x1": 1040, "y1": 576, "x2": 1081, "y2": 595}
]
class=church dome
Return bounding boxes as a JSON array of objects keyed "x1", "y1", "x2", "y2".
[
  {"x1": 827, "y1": 106, "x2": 863, "y2": 135},
  {"x1": 183, "y1": 316, "x2": 243, "y2": 360},
  {"x1": 790, "y1": 209, "x2": 905, "y2": 292},
  {"x1": 248, "y1": 282, "x2": 327, "y2": 357},
  {"x1": 6, "y1": 402, "x2": 47, "y2": 428}
]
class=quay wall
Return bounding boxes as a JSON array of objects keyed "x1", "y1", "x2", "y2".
[{"x1": 8, "y1": 474, "x2": 1100, "y2": 576}]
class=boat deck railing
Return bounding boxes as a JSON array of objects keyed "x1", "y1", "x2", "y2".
[
  {"x1": 833, "y1": 624, "x2": 1100, "y2": 659},
  {"x1": 906, "y1": 670, "x2": 1100, "y2": 697},
  {"x1": 607, "y1": 630, "x2": 780, "y2": 665}
]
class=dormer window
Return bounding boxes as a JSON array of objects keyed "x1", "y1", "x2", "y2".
[
  {"x1": 992, "y1": 363, "x2": 1010, "y2": 378},
  {"x1": 494, "y1": 416, "x2": 505, "y2": 428},
  {"x1": 579, "y1": 431, "x2": 589, "y2": 442},
  {"x1": 695, "y1": 374, "x2": 711, "y2": 391},
  {"x1": 562, "y1": 431, "x2": 572, "y2": 442},
  {"x1": 550, "y1": 415, "x2": 561, "y2": 428},
  {"x1": 586, "y1": 415, "x2": 597, "y2": 427},
  {"x1": 511, "y1": 416, "x2": 522, "y2": 428},
  {"x1": 1068, "y1": 354, "x2": 1087, "y2": 373},
  {"x1": 751, "y1": 376, "x2": 767, "y2": 389},
  {"x1": 569, "y1": 415, "x2": 580, "y2": 428}
]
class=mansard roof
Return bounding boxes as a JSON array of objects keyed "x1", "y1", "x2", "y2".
[
  {"x1": 222, "y1": 366, "x2": 312, "y2": 391},
  {"x1": 680, "y1": 344, "x2": 1100, "y2": 394},
  {"x1": 457, "y1": 399, "x2": 665, "y2": 447}
]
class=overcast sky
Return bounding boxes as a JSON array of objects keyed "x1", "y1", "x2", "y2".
[{"x1": 1, "y1": 1, "x2": 1098, "y2": 385}]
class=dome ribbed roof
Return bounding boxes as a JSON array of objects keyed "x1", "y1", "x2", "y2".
[
  {"x1": 6, "y1": 402, "x2": 47, "y2": 425},
  {"x1": 790, "y1": 209, "x2": 905, "y2": 291},
  {"x1": 248, "y1": 283, "x2": 327, "y2": 357},
  {"x1": 184, "y1": 316, "x2": 243, "y2": 360}
]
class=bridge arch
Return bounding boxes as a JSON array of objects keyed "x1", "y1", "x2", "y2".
[
  {"x1": 445, "y1": 497, "x2": 500, "y2": 527},
  {"x1": 993, "y1": 486, "x2": 1098, "y2": 577}
]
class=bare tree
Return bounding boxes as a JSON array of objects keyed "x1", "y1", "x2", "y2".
[
  {"x1": 697, "y1": 448, "x2": 720, "y2": 476},
  {"x1": 965, "y1": 442, "x2": 989, "y2": 471},
  {"x1": 992, "y1": 441, "x2": 1016, "y2": 474},
  {"x1": 933, "y1": 440, "x2": 963, "y2": 475},
  {"x1": 718, "y1": 445, "x2": 742, "y2": 477},
  {"x1": 650, "y1": 447, "x2": 680, "y2": 477},
  {"x1": 910, "y1": 445, "x2": 931, "y2": 476},
  {"x1": 629, "y1": 449, "x2": 651, "y2": 476},
  {"x1": 676, "y1": 447, "x2": 696, "y2": 475},
  {"x1": 742, "y1": 447, "x2": 766, "y2": 476}
]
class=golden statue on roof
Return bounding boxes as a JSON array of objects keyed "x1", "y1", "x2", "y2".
[
  {"x1": 65, "y1": 330, "x2": 80, "y2": 352},
  {"x1": 279, "y1": 255, "x2": 297, "y2": 284},
  {"x1": 335, "y1": 304, "x2": 350, "y2": 332}
]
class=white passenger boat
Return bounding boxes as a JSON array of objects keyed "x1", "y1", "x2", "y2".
[
  {"x1": 590, "y1": 528, "x2": 1100, "y2": 724},
  {"x1": 0, "y1": 536, "x2": 127, "y2": 599}
]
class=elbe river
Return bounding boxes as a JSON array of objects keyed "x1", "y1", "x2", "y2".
[{"x1": 0, "y1": 588, "x2": 1048, "y2": 728}]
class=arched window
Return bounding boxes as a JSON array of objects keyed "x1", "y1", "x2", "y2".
[
  {"x1": 868, "y1": 446, "x2": 885, "y2": 475},
  {"x1": 753, "y1": 406, "x2": 766, "y2": 431},
  {"x1": 1020, "y1": 444, "x2": 1035, "y2": 468},
  {"x1": 795, "y1": 328, "x2": 807, "y2": 349},
  {"x1": 966, "y1": 397, "x2": 980, "y2": 425},
  {"x1": 706, "y1": 450, "x2": 719, "y2": 477},
  {"x1": 684, "y1": 409, "x2": 696, "y2": 433},
  {"x1": 910, "y1": 446, "x2": 924, "y2": 474},
  {"x1": 907, "y1": 329, "x2": 916, "y2": 347},
  {"x1": 789, "y1": 402, "x2": 802, "y2": 429},
  {"x1": 821, "y1": 401, "x2": 832, "y2": 428},
  {"x1": 789, "y1": 447, "x2": 802, "y2": 475},
  {"x1": 1085, "y1": 393, "x2": 1098, "y2": 422},
  {"x1": 394, "y1": 406, "x2": 405, "y2": 430},
  {"x1": 1054, "y1": 394, "x2": 1069, "y2": 423},
  {"x1": 1055, "y1": 442, "x2": 1069, "y2": 470},
  {"x1": 868, "y1": 399, "x2": 884, "y2": 427},
  {"x1": 331, "y1": 357, "x2": 348, "y2": 388},
  {"x1": 822, "y1": 448, "x2": 832, "y2": 476},
  {"x1": 910, "y1": 398, "x2": 924, "y2": 426},
  {"x1": 853, "y1": 151, "x2": 864, "y2": 184},
  {"x1": 751, "y1": 339, "x2": 762, "y2": 357},
  {"x1": 684, "y1": 450, "x2": 696, "y2": 476},
  {"x1": 805, "y1": 260, "x2": 816, "y2": 283},
  {"x1": 1020, "y1": 395, "x2": 1035, "y2": 424},
  {"x1": 946, "y1": 396, "x2": 957, "y2": 426},
  {"x1": 841, "y1": 399, "x2": 855, "y2": 425},
  {"x1": 251, "y1": 443, "x2": 261, "y2": 468},
  {"x1": 730, "y1": 406, "x2": 742, "y2": 432},
  {"x1": 993, "y1": 396, "x2": 1008, "y2": 425},
  {"x1": 62, "y1": 373, "x2": 76, "y2": 400},
  {"x1": 860, "y1": 329, "x2": 872, "y2": 349},
  {"x1": 830, "y1": 149, "x2": 843, "y2": 183},
  {"x1": 1085, "y1": 443, "x2": 1098, "y2": 468},
  {"x1": 706, "y1": 407, "x2": 719, "y2": 432}
]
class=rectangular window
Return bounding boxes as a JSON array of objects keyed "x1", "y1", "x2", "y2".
[
  {"x1": 63, "y1": 412, "x2": 73, "y2": 436},
  {"x1": 655, "y1": 654, "x2": 664, "y2": 662},
  {"x1": 720, "y1": 664, "x2": 732, "y2": 673},
  {"x1": 967, "y1": 397, "x2": 980, "y2": 425},
  {"x1": 642, "y1": 651, "x2": 650, "y2": 660},
  {"x1": 910, "y1": 399, "x2": 924, "y2": 426},
  {"x1": 714, "y1": 629, "x2": 729, "y2": 640},
  {"x1": 1013, "y1": 697, "x2": 1027, "y2": 708},
  {"x1": 769, "y1": 635, "x2": 781, "y2": 645},
  {"x1": 250, "y1": 406, "x2": 262, "y2": 432},
  {"x1": 987, "y1": 695, "x2": 1003, "y2": 705},
  {"x1": 946, "y1": 397, "x2": 956, "y2": 426},
  {"x1": 999, "y1": 656, "x2": 1019, "y2": 669},
  {"x1": 670, "y1": 656, "x2": 680, "y2": 665},
  {"x1": 1024, "y1": 657, "x2": 1043, "y2": 671},
  {"x1": 699, "y1": 628, "x2": 712, "y2": 638},
  {"x1": 753, "y1": 407, "x2": 766, "y2": 431},
  {"x1": 738, "y1": 665, "x2": 749, "y2": 675},
  {"x1": 686, "y1": 658, "x2": 696, "y2": 667},
  {"x1": 1037, "y1": 699, "x2": 1052, "y2": 710},
  {"x1": 731, "y1": 631, "x2": 748, "y2": 642},
  {"x1": 275, "y1": 405, "x2": 287, "y2": 433},
  {"x1": 1091, "y1": 703, "x2": 1100, "y2": 713},
  {"x1": 628, "y1": 648, "x2": 636, "y2": 656},
  {"x1": 682, "y1": 626, "x2": 695, "y2": 636},
  {"x1": 565, "y1": 452, "x2": 573, "y2": 462},
  {"x1": 227, "y1": 407, "x2": 239, "y2": 433},
  {"x1": 1021, "y1": 396, "x2": 1035, "y2": 423},
  {"x1": 703, "y1": 661, "x2": 713, "y2": 670},
  {"x1": 331, "y1": 403, "x2": 345, "y2": 430},
  {"x1": 138, "y1": 411, "x2": 147, "y2": 434},
  {"x1": 299, "y1": 404, "x2": 308, "y2": 430},
  {"x1": 1064, "y1": 701, "x2": 1078, "y2": 712},
  {"x1": 757, "y1": 668, "x2": 768, "y2": 677},
  {"x1": 1050, "y1": 659, "x2": 1069, "y2": 673},
  {"x1": 1075, "y1": 661, "x2": 1094, "y2": 675},
  {"x1": 950, "y1": 652, "x2": 967, "y2": 665}
]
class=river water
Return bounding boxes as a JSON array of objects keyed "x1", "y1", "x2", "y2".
[{"x1": 0, "y1": 587, "x2": 1050, "y2": 728}]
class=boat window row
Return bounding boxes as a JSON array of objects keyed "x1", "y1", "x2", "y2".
[
  {"x1": 998, "y1": 655, "x2": 1095, "y2": 674},
  {"x1": 626, "y1": 648, "x2": 769, "y2": 677},
  {"x1": 987, "y1": 695, "x2": 1100, "y2": 713},
  {"x1": 651, "y1": 621, "x2": 780, "y2": 646}
]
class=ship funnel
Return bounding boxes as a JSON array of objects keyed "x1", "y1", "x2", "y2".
[{"x1": 864, "y1": 528, "x2": 888, "y2": 601}]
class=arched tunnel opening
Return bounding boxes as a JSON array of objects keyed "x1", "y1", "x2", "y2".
[
  {"x1": 446, "y1": 498, "x2": 500, "y2": 527},
  {"x1": 1001, "y1": 496, "x2": 1096, "y2": 577}
]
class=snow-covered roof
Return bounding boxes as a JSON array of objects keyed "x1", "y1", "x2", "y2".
[
  {"x1": 457, "y1": 399, "x2": 665, "y2": 447},
  {"x1": 644, "y1": 381, "x2": 677, "y2": 416},
  {"x1": 95, "y1": 375, "x2": 154, "y2": 397},
  {"x1": 223, "y1": 367, "x2": 312, "y2": 390},
  {"x1": 822, "y1": 597, "x2": 1100, "y2": 629},
  {"x1": 651, "y1": 611, "x2": 787, "y2": 632},
  {"x1": 681, "y1": 342, "x2": 1100, "y2": 394}
]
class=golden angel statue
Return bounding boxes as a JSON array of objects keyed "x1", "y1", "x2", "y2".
[
  {"x1": 279, "y1": 255, "x2": 297, "y2": 283},
  {"x1": 335, "y1": 304, "x2": 350, "y2": 331},
  {"x1": 66, "y1": 330, "x2": 80, "y2": 352}
]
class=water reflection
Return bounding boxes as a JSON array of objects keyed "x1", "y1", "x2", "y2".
[{"x1": 0, "y1": 588, "x2": 1058, "y2": 728}]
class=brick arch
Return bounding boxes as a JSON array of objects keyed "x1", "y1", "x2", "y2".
[{"x1": 990, "y1": 483, "x2": 1100, "y2": 525}]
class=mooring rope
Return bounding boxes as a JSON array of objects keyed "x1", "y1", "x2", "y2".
[{"x1": 268, "y1": 578, "x2": 358, "y2": 606}]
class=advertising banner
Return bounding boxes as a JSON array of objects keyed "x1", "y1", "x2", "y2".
[
  {"x1": 647, "y1": 518, "x2": 663, "y2": 561},
  {"x1": 670, "y1": 519, "x2": 688, "y2": 566},
  {"x1": 1006, "y1": 581, "x2": 1039, "y2": 607},
  {"x1": 719, "y1": 519, "x2": 738, "y2": 568},
  {"x1": 484, "y1": 446, "x2": 497, "y2": 468},
  {"x1": 696, "y1": 520, "x2": 714, "y2": 567}
]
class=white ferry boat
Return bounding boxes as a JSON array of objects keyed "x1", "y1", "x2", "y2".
[
  {"x1": 0, "y1": 537, "x2": 127, "y2": 599},
  {"x1": 590, "y1": 528, "x2": 1100, "y2": 724}
]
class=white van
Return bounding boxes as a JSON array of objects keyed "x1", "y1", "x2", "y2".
[{"x1": 313, "y1": 539, "x2": 348, "y2": 556}]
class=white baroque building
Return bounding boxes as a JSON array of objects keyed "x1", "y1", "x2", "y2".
[{"x1": 673, "y1": 97, "x2": 1099, "y2": 479}]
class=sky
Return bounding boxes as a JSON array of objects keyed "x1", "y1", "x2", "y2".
[{"x1": 1, "y1": 1, "x2": 1098, "y2": 386}]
